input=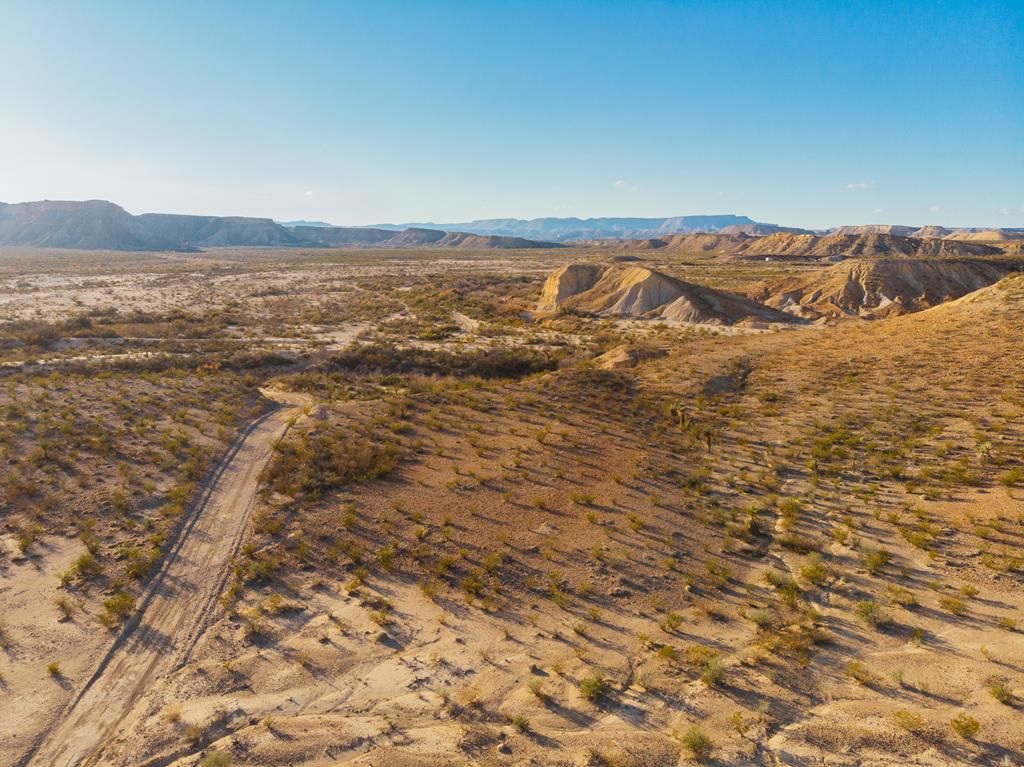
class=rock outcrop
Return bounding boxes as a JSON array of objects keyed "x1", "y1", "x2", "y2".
[
  {"x1": 537, "y1": 263, "x2": 793, "y2": 325},
  {"x1": 753, "y1": 257, "x2": 1017, "y2": 319}
]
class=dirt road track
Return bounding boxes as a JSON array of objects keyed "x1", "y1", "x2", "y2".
[{"x1": 19, "y1": 388, "x2": 312, "y2": 767}]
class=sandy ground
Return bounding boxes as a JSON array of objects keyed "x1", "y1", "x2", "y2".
[
  {"x1": 12, "y1": 390, "x2": 312, "y2": 767},
  {"x1": 2, "y1": 255, "x2": 1023, "y2": 767},
  {"x1": 0, "y1": 536, "x2": 111, "y2": 762}
]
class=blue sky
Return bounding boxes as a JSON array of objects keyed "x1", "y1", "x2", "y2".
[{"x1": 1, "y1": 0, "x2": 1021, "y2": 228}]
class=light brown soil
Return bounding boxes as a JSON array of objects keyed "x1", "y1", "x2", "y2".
[
  {"x1": 16, "y1": 390, "x2": 311, "y2": 767},
  {"x1": 2, "y1": 250, "x2": 1022, "y2": 767}
]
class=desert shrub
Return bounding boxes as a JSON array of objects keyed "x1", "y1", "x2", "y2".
[
  {"x1": 1, "y1": 320, "x2": 60, "y2": 350},
  {"x1": 201, "y1": 751, "x2": 232, "y2": 767},
  {"x1": 988, "y1": 679, "x2": 1012, "y2": 704},
  {"x1": 69, "y1": 552, "x2": 103, "y2": 580},
  {"x1": 891, "y1": 709, "x2": 924, "y2": 732},
  {"x1": 125, "y1": 545, "x2": 161, "y2": 580},
  {"x1": 862, "y1": 547, "x2": 892, "y2": 575},
  {"x1": 684, "y1": 645, "x2": 717, "y2": 667},
  {"x1": 705, "y1": 560, "x2": 732, "y2": 588},
  {"x1": 855, "y1": 599, "x2": 888, "y2": 628},
  {"x1": 749, "y1": 608, "x2": 774, "y2": 629},
  {"x1": 885, "y1": 585, "x2": 918, "y2": 607},
  {"x1": 527, "y1": 679, "x2": 548, "y2": 702},
  {"x1": 845, "y1": 660, "x2": 874, "y2": 686},
  {"x1": 799, "y1": 553, "x2": 829, "y2": 586},
  {"x1": 700, "y1": 658, "x2": 726, "y2": 687},
  {"x1": 660, "y1": 611, "x2": 684, "y2": 632},
  {"x1": 938, "y1": 596, "x2": 967, "y2": 616},
  {"x1": 680, "y1": 726, "x2": 713, "y2": 761},
  {"x1": 100, "y1": 592, "x2": 135, "y2": 627},
  {"x1": 779, "y1": 532, "x2": 817, "y2": 553},
  {"x1": 263, "y1": 428, "x2": 399, "y2": 496},
  {"x1": 950, "y1": 713, "x2": 980, "y2": 739},
  {"x1": 460, "y1": 572, "x2": 484, "y2": 601},
  {"x1": 328, "y1": 343, "x2": 560, "y2": 380},
  {"x1": 579, "y1": 672, "x2": 611, "y2": 704}
]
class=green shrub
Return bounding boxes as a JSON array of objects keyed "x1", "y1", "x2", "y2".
[
  {"x1": 578, "y1": 673, "x2": 611, "y2": 704},
  {"x1": 700, "y1": 657, "x2": 725, "y2": 687},
  {"x1": 891, "y1": 709, "x2": 924, "y2": 732},
  {"x1": 680, "y1": 726, "x2": 713, "y2": 761},
  {"x1": 800, "y1": 553, "x2": 829, "y2": 586},
  {"x1": 988, "y1": 679, "x2": 1012, "y2": 704},
  {"x1": 950, "y1": 712, "x2": 979, "y2": 739},
  {"x1": 855, "y1": 600, "x2": 888, "y2": 628},
  {"x1": 201, "y1": 752, "x2": 232, "y2": 767},
  {"x1": 863, "y1": 547, "x2": 892, "y2": 575},
  {"x1": 939, "y1": 596, "x2": 967, "y2": 616},
  {"x1": 845, "y1": 661, "x2": 874, "y2": 686},
  {"x1": 100, "y1": 592, "x2": 135, "y2": 626},
  {"x1": 998, "y1": 467, "x2": 1022, "y2": 487}
]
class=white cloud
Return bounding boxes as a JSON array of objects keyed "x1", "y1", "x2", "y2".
[
  {"x1": 929, "y1": 204, "x2": 941, "y2": 212},
  {"x1": 846, "y1": 181, "x2": 871, "y2": 190},
  {"x1": 997, "y1": 207, "x2": 1011, "y2": 216},
  {"x1": 303, "y1": 190, "x2": 313, "y2": 197},
  {"x1": 613, "y1": 179, "x2": 639, "y2": 192},
  {"x1": 872, "y1": 208, "x2": 883, "y2": 214},
  {"x1": 614, "y1": 179, "x2": 627, "y2": 187}
]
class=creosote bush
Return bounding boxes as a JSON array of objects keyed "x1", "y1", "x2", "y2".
[
  {"x1": 578, "y1": 672, "x2": 611, "y2": 704},
  {"x1": 680, "y1": 726, "x2": 713, "y2": 761},
  {"x1": 950, "y1": 713, "x2": 980, "y2": 740}
]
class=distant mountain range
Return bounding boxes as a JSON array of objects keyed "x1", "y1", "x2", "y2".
[
  {"x1": 366, "y1": 215, "x2": 768, "y2": 241},
  {"x1": 0, "y1": 201, "x2": 564, "y2": 251},
  {"x1": 0, "y1": 200, "x2": 300, "y2": 251},
  {"x1": 1, "y1": 200, "x2": 1021, "y2": 252},
  {"x1": 276, "y1": 220, "x2": 334, "y2": 228}
]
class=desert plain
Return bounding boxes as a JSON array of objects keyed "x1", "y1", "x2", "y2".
[{"x1": 1, "y1": 238, "x2": 1023, "y2": 767}]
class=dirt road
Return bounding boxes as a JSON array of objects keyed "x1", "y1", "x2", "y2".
[{"x1": 20, "y1": 389, "x2": 311, "y2": 767}]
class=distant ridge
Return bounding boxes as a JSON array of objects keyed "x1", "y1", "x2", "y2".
[
  {"x1": 571, "y1": 232, "x2": 1008, "y2": 259},
  {"x1": 0, "y1": 200, "x2": 300, "y2": 251},
  {"x1": 3, "y1": 200, "x2": 1020, "y2": 252},
  {"x1": 0, "y1": 200, "x2": 563, "y2": 251},
  {"x1": 366, "y1": 214, "x2": 762, "y2": 241},
  {"x1": 277, "y1": 219, "x2": 335, "y2": 228}
]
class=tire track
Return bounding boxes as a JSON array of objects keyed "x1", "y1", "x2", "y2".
[{"x1": 18, "y1": 389, "x2": 311, "y2": 767}]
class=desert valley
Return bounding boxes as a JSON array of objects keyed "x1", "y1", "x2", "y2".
[{"x1": 0, "y1": 200, "x2": 1022, "y2": 767}]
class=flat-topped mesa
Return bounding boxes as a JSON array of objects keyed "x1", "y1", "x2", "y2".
[{"x1": 536, "y1": 262, "x2": 793, "y2": 325}]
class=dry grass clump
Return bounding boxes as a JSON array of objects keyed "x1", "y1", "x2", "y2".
[{"x1": 262, "y1": 426, "x2": 400, "y2": 498}]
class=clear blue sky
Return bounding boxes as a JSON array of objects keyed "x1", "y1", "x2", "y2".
[{"x1": 1, "y1": 0, "x2": 1021, "y2": 228}]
